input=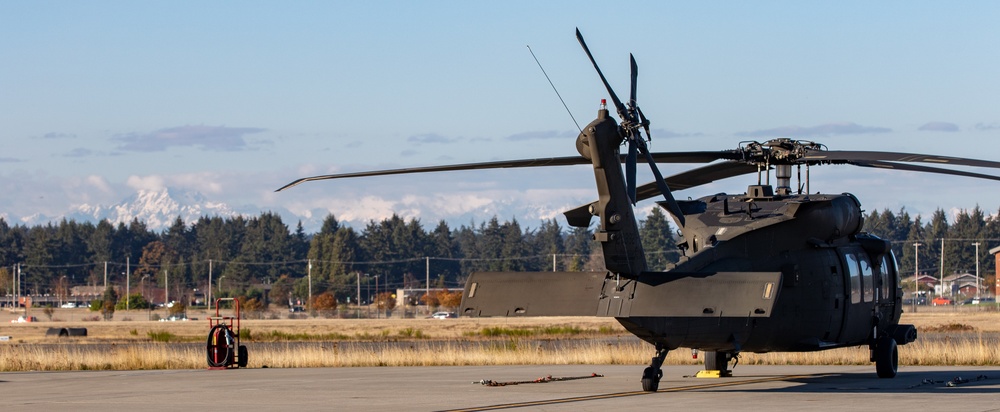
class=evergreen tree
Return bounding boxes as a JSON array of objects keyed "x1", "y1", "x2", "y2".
[
  {"x1": 640, "y1": 207, "x2": 679, "y2": 270},
  {"x1": 924, "y1": 209, "x2": 952, "y2": 276},
  {"x1": 326, "y1": 227, "x2": 361, "y2": 299},
  {"x1": 23, "y1": 225, "x2": 56, "y2": 295},
  {"x1": 499, "y1": 218, "x2": 529, "y2": 271},
  {"x1": 86, "y1": 220, "x2": 115, "y2": 285},
  {"x1": 564, "y1": 226, "x2": 593, "y2": 272},
  {"x1": 533, "y1": 219, "x2": 564, "y2": 271},
  {"x1": 898, "y1": 216, "x2": 925, "y2": 275},
  {"x1": 428, "y1": 220, "x2": 461, "y2": 284}
]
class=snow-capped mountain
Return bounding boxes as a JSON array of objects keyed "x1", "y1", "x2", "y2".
[
  {"x1": 67, "y1": 188, "x2": 245, "y2": 230},
  {"x1": 13, "y1": 187, "x2": 579, "y2": 233}
]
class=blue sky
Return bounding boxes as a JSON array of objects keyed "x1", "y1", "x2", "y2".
[{"x1": 2, "y1": 1, "x2": 999, "y2": 231}]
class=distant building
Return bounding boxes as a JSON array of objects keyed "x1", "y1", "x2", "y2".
[{"x1": 941, "y1": 273, "x2": 981, "y2": 296}]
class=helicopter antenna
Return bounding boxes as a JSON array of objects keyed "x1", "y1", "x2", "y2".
[{"x1": 527, "y1": 45, "x2": 582, "y2": 133}]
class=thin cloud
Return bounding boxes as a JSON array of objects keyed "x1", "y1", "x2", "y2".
[
  {"x1": 40, "y1": 132, "x2": 76, "y2": 139},
  {"x1": 113, "y1": 125, "x2": 266, "y2": 152},
  {"x1": 64, "y1": 148, "x2": 93, "y2": 158},
  {"x1": 408, "y1": 133, "x2": 459, "y2": 144},
  {"x1": 918, "y1": 122, "x2": 959, "y2": 132},
  {"x1": 737, "y1": 122, "x2": 892, "y2": 138},
  {"x1": 974, "y1": 122, "x2": 1000, "y2": 131},
  {"x1": 650, "y1": 128, "x2": 703, "y2": 138},
  {"x1": 505, "y1": 130, "x2": 577, "y2": 141},
  {"x1": 0, "y1": 157, "x2": 21, "y2": 163}
]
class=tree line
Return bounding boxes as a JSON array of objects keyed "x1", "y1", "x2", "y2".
[
  {"x1": 0, "y1": 208, "x2": 679, "y2": 306},
  {"x1": 6, "y1": 203, "x2": 990, "y2": 308},
  {"x1": 861, "y1": 206, "x2": 1000, "y2": 277}
]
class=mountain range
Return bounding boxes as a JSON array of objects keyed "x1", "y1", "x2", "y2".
[{"x1": 13, "y1": 188, "x2": 567, "y2": 233}]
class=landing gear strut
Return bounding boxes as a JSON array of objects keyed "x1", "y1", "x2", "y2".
[{"x1": 641, "y1": 343, "x2": 668, "y2": 392}]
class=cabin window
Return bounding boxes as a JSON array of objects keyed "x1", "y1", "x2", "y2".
[
  {"x1": 860, "y1": 254, "x2": 874, "y2": 303},
  {"x1": 846, "y1": 252, "x2": 861, "y2": 304}
]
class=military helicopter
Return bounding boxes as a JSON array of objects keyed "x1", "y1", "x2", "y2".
[{"x1": 278, "y1": 29, "x2": 1000, "y2": 392}]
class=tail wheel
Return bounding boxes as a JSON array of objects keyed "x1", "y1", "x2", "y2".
[{"x1": 875, "y1": 336, "x2": 898, "y2": 378}]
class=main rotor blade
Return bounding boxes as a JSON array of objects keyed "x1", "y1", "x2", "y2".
[
  {"x1": 275, "y1": 156, "x2": 593, "y2": 192},
  {"x1": 633, "y1": 162, "x2": 760, "y2": 201},
  {"x1": 563, "y1": 161, "x2": 758, "y2": 227},
  {"x1": 646, "y1": 151, "x2": 744, "y2": 163},
  {"x1": 802, "y1": 150, "x2": 1000, "y2": 169},
  {"x1": 576, "y1": 28, "x2": 627, "y2": 117},
  {"x1": 278, "y1": 150, "x2": 737, "y2": 192},
  {"x1": 846, "y1": 160, "x2": 1000, "y2": 182}
]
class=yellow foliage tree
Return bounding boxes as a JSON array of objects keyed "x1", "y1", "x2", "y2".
[
  {"x1": 439, "y1": 289, "x2": 463, "y2": 309},
  {"x1": 313, "y1": 292, "x2": 338, "y2": 318}
]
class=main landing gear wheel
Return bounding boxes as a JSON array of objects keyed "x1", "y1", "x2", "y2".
[
  {"x1": 875, "y1": 335, "x2": 898, "y2": 378},
  {"x1": 641, "y1": 344, "x2": 669, "y2": 392},
  {"x1": 704, "y1": 351, "x2": 729, "y2": 371},
  {"x1": 641, "y1": 367, "x2": 663, "y2": 392}
]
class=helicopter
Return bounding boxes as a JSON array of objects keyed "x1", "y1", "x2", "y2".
[{"x1": 277, "y1": 29, "x2": 1000, "y2": 392}]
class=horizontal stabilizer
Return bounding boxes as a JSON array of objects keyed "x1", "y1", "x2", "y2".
[
  {"x1": 619, "y1": 271, "x2": 783, "y2": 317},
  {"x1": 461, "y1": 271, "x2": 607, "y2": 317}
]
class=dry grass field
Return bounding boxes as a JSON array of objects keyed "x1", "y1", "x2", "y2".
[{"x1": 1, "y1": 306, "x2": 998, "y2": 371}]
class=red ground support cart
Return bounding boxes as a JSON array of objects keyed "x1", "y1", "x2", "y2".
[{"x1": 206, "y1": 297, "x2": 248, "y2": 369}]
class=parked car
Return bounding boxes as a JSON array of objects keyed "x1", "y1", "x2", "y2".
[
  {"x1": 60, "y1": 302, "x2": 77, "y2": 308},
  {"x1": 160, "y1": 314, "x2": 189, "y2": 322},
  {"x1": 431, "y1": 312, "x2": 457, "y2": 319},
  {"x1": 931, "y1": 297, "x2": 953, "y2": 306}
]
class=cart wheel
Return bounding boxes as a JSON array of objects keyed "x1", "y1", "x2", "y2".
[{"x1": 238, "y1": 344, "x2": 248, "y2": 368}]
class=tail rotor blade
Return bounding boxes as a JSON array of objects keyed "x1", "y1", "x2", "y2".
[
  {"x1": 627, "y1": 142, "x2": 637, "y2": 203},
  {"x1": 637, "y1": 139, "x2": 685, "y2": 227},
  {"x1": 629, "y1": 53, "x2": 638, "y2": 108},
  {"x1": 576, "y1": 28, "x2": 627, "y2": 118}
]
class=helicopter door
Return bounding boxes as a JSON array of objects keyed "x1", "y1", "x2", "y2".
[
  {"x1": 876, "y1": 252, "x2": 901, "y2": 322},
  {"x1": 839, "y1": 247, "x2": 875, "y2": 344}
]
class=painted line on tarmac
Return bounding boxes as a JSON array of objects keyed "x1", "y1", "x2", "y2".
[{"x1": 440, "y1": 374, "x2": 819, "y2": 411}]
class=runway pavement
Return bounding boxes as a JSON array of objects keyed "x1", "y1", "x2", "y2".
[{"x1": 3, "y1": 364, "x2": 999, "y2": 411}]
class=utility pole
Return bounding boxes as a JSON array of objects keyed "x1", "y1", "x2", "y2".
[
  {"x1": 356, "y1": 271, "x2": 361, "y2": 319},
  {"x1": 207, "y1": 259, "x2": 213, "y2": 309},
  {"x1": 126, "y1": 256, "x2": 130, "y2": 311},
  {"x1": 939, "y1": 238, "x2": 945, "y2": 297},
  {"x1": 164, "y1": 269, "x2": 169, "y2": 306},
  {"x1": 973, "y1": 242, "x2": 981, "y2": 299},
  {"x1": 307, "y1": 259, "x2": 312, "y2": 310},
  {"x1": 425, "y1": 257, "x2": 430, "y2": 315},
  {"x1": 913, "y1": 242, "x2": 922, "y2": 312}
]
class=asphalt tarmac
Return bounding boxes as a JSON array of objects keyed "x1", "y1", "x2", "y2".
[{"x1": 3, "y1": 364, "x2": 999, "y2": 411}]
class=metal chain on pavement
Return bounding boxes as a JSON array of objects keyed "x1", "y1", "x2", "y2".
[{"x1": 474, "y1": 373, "x2": 604, "y2": 387}]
